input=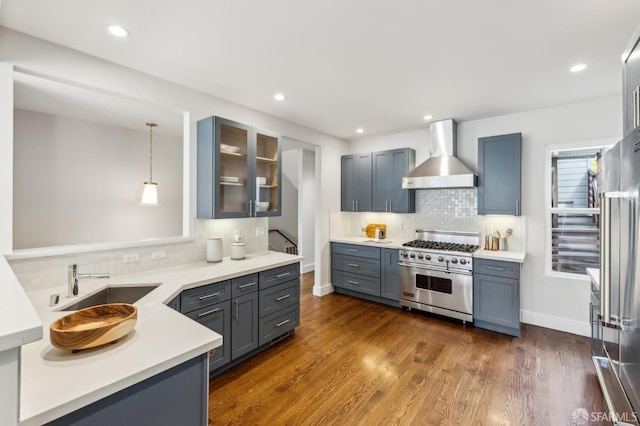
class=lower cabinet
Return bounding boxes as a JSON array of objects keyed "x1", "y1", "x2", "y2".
[
  {"x1": 331, "y1": 242, "x2": 399, "y2": 306},
  {"x1": 46, "y1": 354, "x2": 208, "y2": 426},
  {"x1": 231, "y1": 292, "x2": 259, "y2": 360},
  {"x1": 473, "y1": 258, "x2": 521, "y2": 337},
  {"x1": 173, "y1": 262, "x2": 300, "y2": 376}
]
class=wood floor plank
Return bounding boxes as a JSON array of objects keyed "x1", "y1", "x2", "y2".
[{"x1": 208, "y1": 272, "x2": 607, "y2": 425}]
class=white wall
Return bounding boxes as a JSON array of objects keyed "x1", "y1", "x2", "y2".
[
  {"x1": 350, "y1": 95, "x2": 621, "y2": 335},
  {"x1": 301, "y1": 150, "x2": 315, "y2": 273},
  {"x1": 13, "y1": 109, "x2": 183, "y2": 249},
  {"x1": 0, "y1": 27, "x2": 349, "y2": 293},
  {"x1": 268, "y1": 149, "x2": 299, "y2": 242}
]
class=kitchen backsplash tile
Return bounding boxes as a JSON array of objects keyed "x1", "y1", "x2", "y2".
[
  {"x1": 10, "y1": 217, "x2": 269, "y2": 292},
  {"x1": 415, "y1": 189, "x2": 483, "y2": 232}
]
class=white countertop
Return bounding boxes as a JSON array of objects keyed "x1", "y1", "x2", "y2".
[
  {"x1": 19, "y1": 250, "x2": 302, "y2": 426},
  {"x1": 472, "y1": 249, "x2": 526, "y2": 263},
  {"x1": 331, "y1": 237, "x2": 527, "y2": 264},
  {"x1": 0, "y1": 256, "x2": 42, "y2": 352},
  {"x1": 587, "y1": 267, "x2": 599, "y2": 286},
  {"x1": 330, "y1": 236, "x2": 404, "y2": 249}
]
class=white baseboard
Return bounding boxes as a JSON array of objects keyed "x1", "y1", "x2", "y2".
[
  {"x1": 521, "y1": 310, "x2": 590, "y2": 337},
  {"x1": 302, "y1": 263, "x2": 315, "y2": 274},
  {"x1": 313, "y1": 283, "x2": 333, "y2": 297}
]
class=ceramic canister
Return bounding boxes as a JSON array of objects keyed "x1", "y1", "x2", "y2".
[
  {"x1": 206, "y1": 237, "x2": 223, "y2": 263},
  {"x1": 231, "y1": 242, "x2": 246, "y2": 260}
]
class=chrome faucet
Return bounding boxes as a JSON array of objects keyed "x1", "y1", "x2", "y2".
[{"x1": 68, "y1": 263, "x2": 111, "y2": 297}]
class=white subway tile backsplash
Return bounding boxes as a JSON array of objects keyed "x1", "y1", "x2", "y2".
[{"x1": 9, "y1": 217, "x2": 270, "y2": 292}]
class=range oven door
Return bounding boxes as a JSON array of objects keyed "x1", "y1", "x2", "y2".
[{"x1": 398, "y1": 262, "x2": 472, "y2": 322}]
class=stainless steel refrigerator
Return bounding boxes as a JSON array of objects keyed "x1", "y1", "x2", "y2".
[{"x1": 593, "y1": 25, "x2": 640, "y2": 426}]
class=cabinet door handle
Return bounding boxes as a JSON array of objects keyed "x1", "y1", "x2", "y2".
[
  {"x1": 238, "y1": 282, "x2": 256, "y2": 289},
  {"x1": 348, "y1": 280, "x2": 359, "y2": 285},
  {"x1": 355, "y1": 200, "x2": 359, "y2": 211},
  {"x1": 515, "y1": 199, "x2": 520, "y2": 215},
  {"x1": 276, "y1": 272, "x2": 291, "y2": 278},
  {"x1": 276, "y1": 294, "x2": 290, "y2": 301},
  {"x1": 485, "y1": 266, "x2": 505, "y2": 271},
  {"x1": 198, "y1": 308, "x2": 220, "y2": 317},
  {"x1": 389, "y1": 200, "x2": 392, "y2": 212},
  {"x1": 347, "y1": 263, "x2": 359, "y2": 267},
  {"x1": 348, "y1": 248, "x2": 359, "y2": 252},
  {"x1": 235, "y1": 299, "x2": 239, "y2": 320},
  {"x1": 352, "y1": 200, "x2": 355, "y2": 211},
  {"x1": 198, "y1": 292, "x2": 221, "y2": 300},
  {"x1": 276, "y1": 319, "x2": 290, "y2": 328},
  {"x1": 635, "y1": 87, "x2": 640, "y2": 128}
]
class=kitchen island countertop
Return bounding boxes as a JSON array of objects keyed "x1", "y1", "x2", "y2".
[{"x1": 19, "y1": 250, "x2": 302, "y2": 426}]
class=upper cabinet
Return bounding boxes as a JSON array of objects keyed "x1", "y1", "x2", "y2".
[
  {"x1": 372, "y1": 148, "x2": 415, "y2": 213},
  {"x1": 197, "y1": 116, "x2": 281, "y2": 219},
  {"x1": 341, "y1": 148, "x2": 415, "y2": 213},
  {"x1": 341, "y1": 153, "x2": 372, "y2": 212},
  {"x1": 477, "y1": 133, "x2": 522, "y2": 216}
]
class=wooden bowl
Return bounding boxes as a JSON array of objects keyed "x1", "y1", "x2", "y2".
[{"x1": 50, "y1": 303, "x2": 137, "y2": 351}]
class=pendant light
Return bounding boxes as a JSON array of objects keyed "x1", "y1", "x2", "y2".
[{"x1": 140, "y1": 122, "x2": 159, "y2": 206}]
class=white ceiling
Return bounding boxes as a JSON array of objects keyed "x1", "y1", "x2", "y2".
[{"x1": 2, "y1": 0, "x2": 640, "y2": 140}]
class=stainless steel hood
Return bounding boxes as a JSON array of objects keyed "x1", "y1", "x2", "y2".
[{"x1": 402, "y1": 119, "x2": 478, "y2": 189}]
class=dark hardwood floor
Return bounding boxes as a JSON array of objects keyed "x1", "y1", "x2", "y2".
[{"x1": 208, "y1": 272, "x2": 607, "y2": 425}]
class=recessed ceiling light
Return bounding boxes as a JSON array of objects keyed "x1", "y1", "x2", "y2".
[
  {"x1": 107, "y1": 24, "x2": 130, "y2": 38},
  {"x1": 570, "y1": 63, "x2": 587, "y2": 73},
  {"x1": 423, "y1": 115, "x2": 433, "y2": 121},
  {"x1": 356, "y1": 128, "x2": 364, "y2": 133},
  {"x1": 274, "y1": 93, "x2": 286, "y2": 101}
]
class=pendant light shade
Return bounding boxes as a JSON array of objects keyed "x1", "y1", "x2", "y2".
[{"x1": 140, "y1": 122, "x2": 159, "y2": 206}]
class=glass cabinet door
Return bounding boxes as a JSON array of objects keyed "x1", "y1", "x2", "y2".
[
  {"x1": 253, "y1": 129, "x2": 281, "y2": 216},
  {"x1": 216, "y1": 120, "x2": 251, "y2": 217}
]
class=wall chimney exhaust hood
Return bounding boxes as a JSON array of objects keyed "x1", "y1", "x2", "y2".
[{"x1": 402, "y1": 119, "x2": 477, "y2": 189}]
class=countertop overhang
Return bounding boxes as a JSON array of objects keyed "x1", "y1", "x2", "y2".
[{"x1": 18, "y1": 250, "x2": 302, "y2": 426}]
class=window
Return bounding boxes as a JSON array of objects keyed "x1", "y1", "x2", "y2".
[{"x1": 546, "y1": 143, "x2": 612, "y2": 277}]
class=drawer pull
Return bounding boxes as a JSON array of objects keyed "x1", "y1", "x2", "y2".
[
  {"x1": 348, "y1": 280, "x2": 359, "y2": 285},
  {"x1": 198, "y1": 292, "x2": 221, "y2": 300},
  {"x1": 485, "y1": 266, "x2": 505, "y2": 271},
  {"x1": 198, "y1": 308, "x2": 220, "y2": 317},
  {"x1": 348, "y1": 249, "x2": 359, "y2": 252},
  {"x1": 238, "y1": 281, "x2": 256, "y2": 289},
  {"x1": 347, "y1": 263, "x2": 360, "y2": 267},
  {"x1": 276, "y1": 294, "x2": 291, "y2": 301},
  {"x1": 276, "y1": 272, "x2": 291, "y2": 278},
  {"x1": 276, "y1": 319, "x2": 290, "y2": 328}
]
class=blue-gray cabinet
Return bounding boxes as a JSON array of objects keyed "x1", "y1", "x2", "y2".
[
  {"x1": 372, "y1": 148, "x2": 416, "y2": 213},
  {"x1": 197, "y1": 116, "x2": 281, "y2": 218},
  {"x1": 473, "y1": 258, "x2": 521, "y2": 336},
  {"x1": 331, "y1": 242, "x2": 399, "y2": 306},
  {"x1": 477, "y1": 133, "x2": 522, "y2": 216},
  {"x1": 380, "y1": 248, "x2": 399, "y2": 301},
  {"x1": 341, "y1": 153, "x2": 372, "y2": 212},
  {"x1": 231, "y1": 292, "x2": 259, "y2": 359},
  {"x1": 46, "y1": 354, "x2": 208, "y2": 426},
  {"x1": 185, "y1": 300, "x2": 231, "y2": 370}
]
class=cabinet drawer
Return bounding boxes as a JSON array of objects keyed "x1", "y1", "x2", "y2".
[
  {"x1": 259, "y1": 279, "x2": 300, "y2": 318},
  {"x1": 232, "y1": 273, "x2": 258, "y2": 297},
  {"x1": 181, "y1": 281, "x2": 231, "y2": 314},
  {"x1": 331, "y1": 243, "x2": 380, "y2": 260},
  {"x1": 332, "y1": 253, "x2": 380, "y2": 277},
  {"x1": 259, "y1": 263, "x2": 300, "y2": 290},
  {"x1": 259, "y1": 306, "x2": 299, "y2": 346},
  {"x1": 332, "y1": 270, "x2": 381, "y2": 297},
  {"x1": 474, "y1": 258, "x2": 520, "y2": 279}
]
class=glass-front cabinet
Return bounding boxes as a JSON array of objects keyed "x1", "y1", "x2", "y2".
[{"x1": 197, "y1": 116, "x2": 281, "y2": 218}]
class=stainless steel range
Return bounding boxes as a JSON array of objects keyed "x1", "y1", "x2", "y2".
[{"x1": 399, "y1": 230, "x2": 480, "y2": 323}]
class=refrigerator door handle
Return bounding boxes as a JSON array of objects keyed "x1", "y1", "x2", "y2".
[{"x1": 599, "y1": 191, "x2": 624, "y2": 326}]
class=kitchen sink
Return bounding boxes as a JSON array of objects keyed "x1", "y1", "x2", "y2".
[{"x1": 60, "y1": 285, "x2": 159, "y2": 311}]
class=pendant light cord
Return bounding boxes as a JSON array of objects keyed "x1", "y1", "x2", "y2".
[{"x1": 146, "y1": 122, "x2": 157, "y2": 182}]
